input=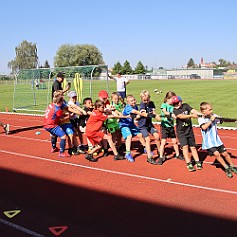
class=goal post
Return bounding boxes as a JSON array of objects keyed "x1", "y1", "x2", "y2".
[{"x1": 13, "y1": 65, "x2": 109, "y2": 114}]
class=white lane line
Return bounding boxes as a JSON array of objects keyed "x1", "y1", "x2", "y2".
[
  {"x1": 0, "y1": 150, "x2": 237, "y2": 196},
  {"x1": 0, "y1": 217, "x2": 45, "y2": 237}
]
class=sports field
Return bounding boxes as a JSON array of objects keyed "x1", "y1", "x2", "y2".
[{"x1": 1, "y1": 79, "x2": 237, "y2": 127}]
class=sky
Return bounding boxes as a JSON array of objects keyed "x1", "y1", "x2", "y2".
[{"x1": 1, "y1": 0, "x2": 237, "y2": 74}]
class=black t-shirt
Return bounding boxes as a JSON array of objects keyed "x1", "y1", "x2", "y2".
[
  {"x1": 78, "y1": 107, "x2": 94, "y2": 127},
  {"x1": 52, "y1": 80, "x2": 63, "y2": 99},
  {"x1": 173, "y1": 103, "x2": 193, "y2": 136},
  {"x1": 138, "y1": 100, "x2": 155, "y2": 128}
]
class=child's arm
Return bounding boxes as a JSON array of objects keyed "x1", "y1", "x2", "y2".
[
  {"x1": 161, "y1": 107, "x2": 176, "y2": 119},
  {"x1": 68, "y1": 104, "x2": 87, "y2": 115},
  {"x1": 200, "y1": 115, "x2": 216, "y2": 130}
]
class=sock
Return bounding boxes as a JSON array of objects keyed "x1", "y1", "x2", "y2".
[
  {"x1": 60, "y1": 139, "x2": 66, "y2": 153},
  {"x1": 51, "y1": 136, "x2": 57, "y2": 149},
  {"x1": 126, "y1": 151, "x2": 130, "y2": 154}
]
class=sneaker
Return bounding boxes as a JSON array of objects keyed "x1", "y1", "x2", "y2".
[
  {"x1": 85, "y1": 154, "x2": 98, "y2": 162},
  {"x1": 51, "y1": 147, "x2": 59, "y2": 153},
  {"x1": 187, "y1": 162, "x2": 195, "y2": 172},
  {"x1": 147, "y1": 157, "x2": 157, "y2": 165},
  {"x1": 157, "y1": 156, "x2": 166, "y2": 165},
  {"x1": 114, "y1": 154, "x2": 125, "y2": 160},
  {"x1": 72, "y1": 147, "x2": 80, "y2": 155},
  {"x1": 68, "y1": 148, "x2": 73, "y2": 155},
  {"x1": 176, "y1": 155, "x2": 185, "y2": 161},
  {"x1": 230, "y1": 166, "x2": 237, "y2": 174},
  {"x1": 125, "y1": 153, "x2": 134, "y2": 162},
  {"x1": 225, "y1": 167, "x2": 233, "y2": 178},
  {"x1": 4, "y1": 124, "x2": 10, "y2": 135},
  {"x1": 58, "y1": 152, "x2": 71, "y2": 158},
  {"x1": 77, "y1": 148, "x2": 86, "y2": 154},
  {"x1": 196, "y1": 161, "x2": 203, "y2": 170}
]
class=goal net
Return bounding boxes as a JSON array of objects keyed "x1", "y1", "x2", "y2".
[{"x1": 13, "y1": 65, "x2": 109, "y2": 114}]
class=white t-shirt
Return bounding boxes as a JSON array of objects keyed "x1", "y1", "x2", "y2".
[
  {"x1": 68, "y1": 100, "x2": 80, "y2": 119},
  {"x1": 115, "y1": 77, "x2": 129, "y2": 92}
]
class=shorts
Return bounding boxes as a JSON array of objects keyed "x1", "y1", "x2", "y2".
[
  {"x1": 121, "y1": 124, "x2": 141, "y2": 140},
  {"x1": 177, "y1": 132, "x2": 196, "y2": 147},
  {"x1": 107, "y1": 122, "x2": 120, "y2": 134},
  {"x1": 118, "y1": 91, "x2": 126, "y2": 99},
  {"x1": 45, "y1": 126, "x2": 65, "y2": 138},
  {"x1": 86, "y1": 130, "x2": 104, "y2": 146},
  {"x1": 140, "y1": 126, "x2": 158, "y2": 138},
  {"x1": 207, "y1": 144, "x2": 226, "y2": 156},
  {"x1": 60, "y1": 123, "x2": 74, "y2": 136},
  {"x1": 70, "y1": 118, "x2": 80, "y2": 128},
  {"x1": 161, "y1": 126, "x2": 176, "y2": 139}
]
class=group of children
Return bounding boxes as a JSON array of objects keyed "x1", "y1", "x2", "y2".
[{"x1": 43, "y1": 89, "x2": 237, "y2": 178}]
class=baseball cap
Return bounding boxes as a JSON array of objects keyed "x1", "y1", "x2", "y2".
[
  {"x1": 172, "y1": 96, "x2": 182, "y2": 104},
  {"x1": 57, "y1": 72, "x2": 65, "y2": 78},
  {"x1": 98, "y1": 90, "x2": 108, "y2": 99},
  {"x1": 68, "y1": 91, "x2": 77, "y2": 98}
]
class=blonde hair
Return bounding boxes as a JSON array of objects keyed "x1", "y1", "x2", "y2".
[
  {"x1": 53, "y1": 96, "x2": 64, "y2": 104},
  {"x1": 140, "y1": 90, "x2": 150, "y2": 99}
]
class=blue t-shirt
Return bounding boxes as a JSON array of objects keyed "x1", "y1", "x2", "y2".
[{"x1": 119, "y1": 104, "x2": 138, "y2": 127}]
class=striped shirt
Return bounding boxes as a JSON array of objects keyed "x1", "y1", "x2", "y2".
[{"x1": 198, "y1": 115, "x2": 223, "y2": 149}]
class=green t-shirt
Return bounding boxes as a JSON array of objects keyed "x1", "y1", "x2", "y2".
[{"x1": 160, "y1": 102, "x2": 174, "y2": 128}]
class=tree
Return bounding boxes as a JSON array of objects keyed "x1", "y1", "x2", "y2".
[
  {"x1": 8, "y1": 40, "x2": 38, "y2": 72},
  {"x1": 121, "y1": 60, "x2": 133, "y2": 75},
  {"x1": 112, "y1": 62, "x2": 123, "y2": 74},
  {"x1": 187, "y1": 58, "x2": 195, "y2": 68},
  {"x1": 54, "y1": 44, "x2": 104, "y2": 67},
  {"x1": 134, "y1": 61, "x2": 146, "y2": 74},
  {"x1": 43, "y1": 60, "x2": 50, "y2": 68}
]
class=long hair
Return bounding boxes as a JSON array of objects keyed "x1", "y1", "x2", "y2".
[{"x1": 164, "y1": 91, "x2": 176, "y2": 102}]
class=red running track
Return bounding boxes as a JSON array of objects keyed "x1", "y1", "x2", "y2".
[{"x1": 0, "y1": 113, "x2": 237, "y2": 236}]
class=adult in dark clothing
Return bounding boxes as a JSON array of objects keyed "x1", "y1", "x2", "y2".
[{"x1": 52, "y1": 72, "x2": 71, "y2": 99}]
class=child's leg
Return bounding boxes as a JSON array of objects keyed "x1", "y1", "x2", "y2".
[
  {"x1": 190, "y1": 146, "x2": 200, "y2": 162},
  {"x1": 125, "y1": 135, "x2": 132, "y2": 153},
  {"x1": 221, "y1": 151, "x2": 235, "y2": 167},
  {"x1": 182, "y1": 145, "x2": 191, "y2": 163},
  {"x1": 153, "y1": 132, "x2": 161, "y2": 154},
  {"x1": 159, "y1": 138, "x2": 167, "y2": 158},
  {"x1": 213, "y1": 151, "x2": 229, "y2": 169},
  {"x1": 171, "y1": 137, "x2": 180, "y2": 156},
  {"x1": 88, "y1": 144, "x2": 102, "y2": 155},
  {"x1": 104, "y1": 134, "x2": 118, "y2": 155}
]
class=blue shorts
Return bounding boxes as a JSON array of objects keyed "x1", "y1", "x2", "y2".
[
  {"x1": 121, "y1": 124, "x2": 141, "y2": 140},
  {"x1": 118, "y1": 91, "x2": 126, "y2": 99},
  {"x1": 60, "y1": 123, "x2": 74, "y2": 135},
  {"x1": 45, "y1": 126, "x2": 65, "y2": 138}
]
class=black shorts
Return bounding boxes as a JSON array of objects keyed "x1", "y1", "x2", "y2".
[
  {"x1": 140, "y1": 126, "x2": 158, "y2": 138},
  {"x1": 207, "y1": 144, "x2": 226, "y2": 156},
  {"x1": 70, "y1": 118, "x2": 80, "y2": 128},
  {"x1": 161, "y1": 127, "x2": 176, "y2": 139},
  {"x1": 177, "y1": 133, "x2": 196, "y2": 147}
]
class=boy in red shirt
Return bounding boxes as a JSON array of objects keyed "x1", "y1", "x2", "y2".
[
  {"x1": 44, "y1": 95, "x2": 70, "y2": 157},
  {"x1": 85, "y1": 99, "x2": 125, "y2": 162}
]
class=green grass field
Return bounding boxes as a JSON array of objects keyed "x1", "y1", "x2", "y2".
[{"x1": 1, "y1": 79, "x2": 237, "y2": 127}]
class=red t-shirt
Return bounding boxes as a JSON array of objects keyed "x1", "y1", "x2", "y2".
[
  {"x1": 86, "y1": 109, "x2": 108, "y2": 133},
  {"x1": 44, "y1": 103, "x2": 63, "y2": 128}
]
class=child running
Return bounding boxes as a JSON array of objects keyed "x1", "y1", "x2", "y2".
[
  {"x1": 172, "y1": 96, "x2": 203, "y2": 171},
  {"x1": 157, "y1": 91, "x2": 184, "y2": 165},
  {"x1": 85, "y1": 100, "x2": 125, "y2": 162},
  {"x1": 138, "y1": 90, "x2": 161, "y2": 165},
  {"x1": 198, "y1": 102, "x2": 237, "y2": 178}
]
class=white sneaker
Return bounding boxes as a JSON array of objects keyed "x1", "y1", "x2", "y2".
[{"x1": 4, "y1": 124, "x2": 10, "y2": 135}]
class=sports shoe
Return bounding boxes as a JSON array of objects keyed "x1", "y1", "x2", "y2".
[
  {"x1": 230, "y1": 166, "x2": 237, "y2": 174},
  {"x1": 196, "y1": 161, "x2": 203, "y2": 170},
  {"x1": 4, "y1": 124, "x2": 10, "y2": 135},
  {"x1": 225, "y1": 167, "x2": 233, "y2": 178},
  {"x1": 51, "y1": 147, "x2": 59, "y2": 153},
  {"x1": 85, "y1": 154, "x2": 97, "y2": 162},
  {"x1": 176, "y1": 155, "x2": 185, "y2": 161},
  {"x1": 125, "y1": 153, "x2": 134, "y2": 162},
  {"x1": 157, "y1": 156, "x2": 166, "y2": 165},
  {"x1": 77, "y1": 148, "x2": 86, "y2": 154},
  {"x1": 72, "y1": 147, "x2": 80, "y2": 155},
  {"x1": 187, "y1": 162, "x2": 195, "y2": 172},
  {"x1": 147, "y1": 157, "x2": 157, "y2": 165},
  {"x1": 58, "y1": 152, "x2": 71, "y2": 158},
  {"x1": 114, "y1": 154, "x2": 125, "y2": 160}
]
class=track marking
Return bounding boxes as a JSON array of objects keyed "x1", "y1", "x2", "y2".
[
  {"x1": 0, "y1": 150, "x2": 237, "y2": 196},
  {"x1": 0, "y1": 217, "x2": 45, "y2": 237}
]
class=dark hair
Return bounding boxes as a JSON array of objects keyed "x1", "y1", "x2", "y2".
[
  {"x1": 83, "y1": 97, "x2": 92, "y2": 104},
  {"x1": 94, "y1": 99, "x2": 104, "y2": 109}
]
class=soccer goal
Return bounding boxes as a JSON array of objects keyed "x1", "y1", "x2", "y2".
[{"x1": 13, "y1": 64, "x2": 109, "y2": 114}]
